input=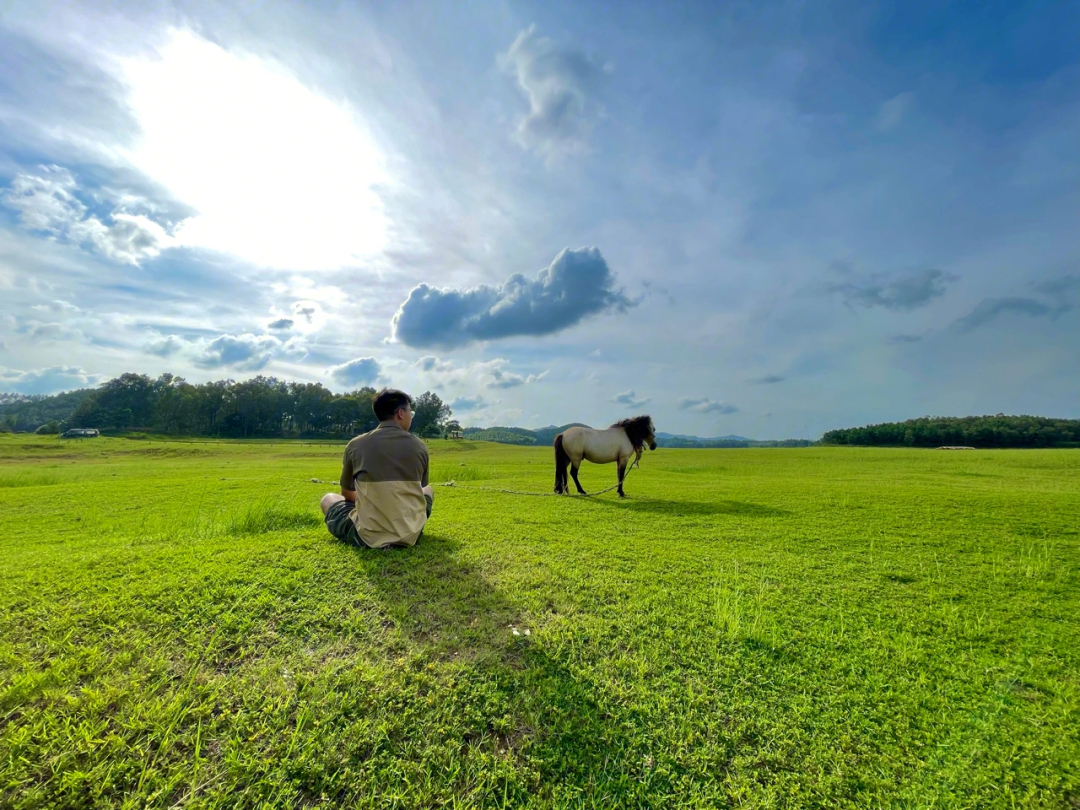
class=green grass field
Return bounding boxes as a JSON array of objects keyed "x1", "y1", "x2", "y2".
[{"x1": 1, "y1": 435, "x2": 1077, "y2": 808}]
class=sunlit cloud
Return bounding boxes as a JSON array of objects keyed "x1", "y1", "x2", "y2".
[
  {"x1": 2, "y1": 167, "x2": 173, "y2": 265},
  {"x1": 119, "y1": 29, "x2": 390, "y2": 271}
]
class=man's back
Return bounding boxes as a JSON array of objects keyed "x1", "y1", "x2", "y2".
[{"x1": 340, "y1": 423, "x2": 430, "y2": 548}]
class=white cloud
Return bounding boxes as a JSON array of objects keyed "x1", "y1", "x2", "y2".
[
  {"x1": 392, "y1": 247, "x2": 632, "y2": 348},
  {"x1": 144, "y1": 334, "x2": 184, "y2": 357},
  {"x1": 612, "y1": 389, "x2": 650, "y2": 408},
  {"x1": 290, "y1": 300, "x2": 325, "y2": 332},
  {"x1": 827, "y1": 268, "x2": 955, "y2": 311},
  {"x1": 280, "y1": 336, "x2": 309, "y2": 360},
  {"x1": 449, "y1": 394, "x2": 487, "y2": 411},
  {"x1": 499, "y1": 26, "x2": 605, "y2": 160},
  {"x1": 413, "y1": 356, "x2": 548, "y2": 391},
  {"x1": 328, "y1": 357, "x2": 381, "y2": 387},
  {"x1": 0, "y1": 365, "x2": 101, "y2": 395},
  {"x1": 489, "y1": 407, "x2": 525, "y2": 425},
  {"x1": 488, "y1": 368, "x2": 526, "y2": 389},
  {"x1": 679, "y1": 397, "x2": 738, "y2": 414},
  {"x1": 2, "y1": 167, "x2": 171, "y2": 264},
  {"x1": 84, "y1": 213, "x2": 173, "y2": 265},
  {"x1": 3, "y1": 168, "x2": 81, "y2": 231},
  {"x1": 21, "y1": 320, "x2": 87, "y2": 342},
  {"x1": 120, "y1": 29, "x2": 390, "y2": 271},
  {"x1": 30, "y1": 299, "x2": 82, "y2": 315},
  {"x1": 193, "y1": 333, "x2": 280, "y2": 370},
  {"x1": 877, "y1": 91, "x2": 915, "y2": 132},
  {"x1": 138, "y1": 329, "x2": 313, "y2": 368},
  {"x1": 417, "y1": 356, "x2": 441, "y2": 372}
]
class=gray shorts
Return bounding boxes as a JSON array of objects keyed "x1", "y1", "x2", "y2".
[{"x1": 324, "y1": 495, "x2": 433, "y2": 548}]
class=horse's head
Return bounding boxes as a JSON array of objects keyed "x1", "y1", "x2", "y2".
[
  {"x1": 616, "y1": 414, "x2": 657, "y2": 452},
  {"x1": 643, "y1": 416, "x2": 657, "y2": 451}
]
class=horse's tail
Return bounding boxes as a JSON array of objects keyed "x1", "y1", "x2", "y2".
[{"x1": 554, "y1": 433, "x2": 570, "y2": 494}]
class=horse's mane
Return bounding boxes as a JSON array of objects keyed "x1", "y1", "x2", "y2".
[{"x1": 611, "y1": 415, "x2": 654, "y2": 450}]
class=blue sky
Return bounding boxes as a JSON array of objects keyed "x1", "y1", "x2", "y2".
[{"x1": 0, "y1": 0, "x2": 1077, "y2": 438}]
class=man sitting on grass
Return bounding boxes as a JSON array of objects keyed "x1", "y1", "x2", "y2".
[{"x1": 320, "y1": 388, "x2": 434, "y2": 549}]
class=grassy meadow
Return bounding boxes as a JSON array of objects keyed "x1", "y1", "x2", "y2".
[{"x1": 1, "y1": 434, "x2": 1077, "y2": 808}]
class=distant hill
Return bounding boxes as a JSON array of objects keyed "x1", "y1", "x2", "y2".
[
  {"x1": 656, "y1": 431, "x2": 751, "y2": 443},
  {"x1": 464, "y1": 424, "x2": 812, "y2": 448},
  {"x1": 654, "y1": 433, "x2": 813, "y2": 448},
  {"x1": 462, "y1": 426, "x2": 537, "y2": 445},
  {"x1": 530, "y1": 423, "x2": 591, "y2": 446}
]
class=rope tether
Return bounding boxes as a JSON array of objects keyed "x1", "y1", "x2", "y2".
[{"x1": 309, "y1": 459, "x2": 640, "y2": 498}]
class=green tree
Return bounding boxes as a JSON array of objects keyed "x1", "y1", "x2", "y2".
[
  {"x1": 411, "y1": 391, "x2": 451, "y2": 438},
  {"x1": 70, "y1": 373, "x2": 157, "y2": 430}
]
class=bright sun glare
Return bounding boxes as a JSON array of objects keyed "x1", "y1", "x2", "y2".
[{"x1": 121, "y1": 30, "x2": 389, "y2": 271}]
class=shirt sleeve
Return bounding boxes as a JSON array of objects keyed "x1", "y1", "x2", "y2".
[
  {"x1": 420, "y1": 444, "x2": 429, "y2": 487},
  {"x1": 339, "y1": 446, "x2": 356, "y2": 490}
]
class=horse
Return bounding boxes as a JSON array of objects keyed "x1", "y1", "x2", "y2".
[{"x1": 554, "y1": 415, "x2": 657, "y2": 497}]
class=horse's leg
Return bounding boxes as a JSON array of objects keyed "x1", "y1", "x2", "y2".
[
  {"x1": 554, "y1": 434, "x2": 570, "y2": 494},
  {"x1": 570, "y1": 463, "x2": 587, "y2": 495},
  {"x1": 617, "y1": 458, "x2": 628, "y2": 498}
]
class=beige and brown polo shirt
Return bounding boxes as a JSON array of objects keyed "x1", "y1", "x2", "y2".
[{"x1": 339, "y1": 422, "x2": 430, "y2": 549}]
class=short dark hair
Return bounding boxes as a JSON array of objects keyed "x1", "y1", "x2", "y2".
[{"x1": 372, "y1": 388, "x2": 413, "y2": 422}]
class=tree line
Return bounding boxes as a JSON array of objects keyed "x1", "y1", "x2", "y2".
[
  {"x1": 5, "y1": 375, "x2": 1077, "y2": 448},
  {"x1": 1, "y1": 373, "x2": 458, "y2": 439},
  {"x1": 0, "y1": 390, "x2": 95, "y2": 433},
  {"x1": 822, "y1": 415, "x2": 1080, "y2": 448}
]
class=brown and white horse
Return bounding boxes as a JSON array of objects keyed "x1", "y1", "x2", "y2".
[{"x1": 554, "y1": 415, "x2": 657, "y2": 497}]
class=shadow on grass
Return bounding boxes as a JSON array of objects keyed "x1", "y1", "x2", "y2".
[
  {"x1": 344, "y1": 534, "x2": 519, "y2": 661},
  {"x1": 583, "y1": 496, "x2": 790, "y2": 518},
  {"x1": 341, "y1": 533, "x2": 692, "y2": 802}
]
